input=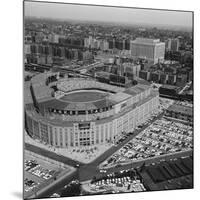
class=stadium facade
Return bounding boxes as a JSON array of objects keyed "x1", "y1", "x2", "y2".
[{"x1": 25, "y1": 72, "x2": 159, "y2": 147}]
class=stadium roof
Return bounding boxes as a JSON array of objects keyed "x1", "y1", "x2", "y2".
[
  {"x1": 66, "y1": 102, "x2": 97, "y2": 110},
  {"x1": 124, "y1": 84, "x2": 150, "y2": 96},
  {"x1": 36, "y1": 98, "x2": 114, "y2": 111},
  {"x1": 107, "y1": 92, "x2": 132, "y2": 103}
]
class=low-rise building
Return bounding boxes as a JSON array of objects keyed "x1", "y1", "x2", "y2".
[{"x1": 165, "y1": 104, "x2": 193, "y2": 124}]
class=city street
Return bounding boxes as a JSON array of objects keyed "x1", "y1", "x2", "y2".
[{"x1": 25, "y1": 143, "x2": 84, "y2": 167}]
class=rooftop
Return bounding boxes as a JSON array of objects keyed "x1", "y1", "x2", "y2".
[
  {"x1": 160, "y1": 84, "x2": 179, "y2": 90},
  {"x1": 124, "y1": 84, "x2": 150, "y2": 96},
  {"x1": 135, "y1": 38, "x2": 160, "y2": 43},
  {"x1": 167, "y1": 104, "x2": 193, "y2": 116},
  {"x1": 108, "y1": 92, "x2": 132, "y2": 103},
  {"x1": 131, "y1": 38, "x2": 164, "y2": 45}
]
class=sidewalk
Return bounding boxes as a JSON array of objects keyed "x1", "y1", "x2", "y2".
[{"x1": 25, "y1": 132, "x2": 113, "y2": 164}]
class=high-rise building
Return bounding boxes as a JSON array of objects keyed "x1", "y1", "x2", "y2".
[
  {"x1": 115, "y1": 40, "x2": 123, "y2": 50},
  {"x1": 122, "y1": 63, "x2": 141, "y2": 77},
  {"x1": 103, "y1": 40, "x2": 109, "y2": 51},
  {"x1": 124, "y1": 39, "x2": 130, "y2": 50},
  {"x1": 108, "y1": 39, "x2": 114, "y2": 49},
  {"x1": 84, "y1": 37, "x2": 90, "y2": 48},
  {"x1": 171, "y1": 38, "x2": 180, "y2": 51},
  {"x1": 130, "y1": 38, "x2": 165, "y2": 64},
  {"x1": 24, "y1": 44, "x2": 31, "y2": 55},
  {"x1": 166, "y1": 38, "x2": 180, "y2": 51},
  {"x1": 49, "y1": 34, "x2": 59, "y2": 43}
]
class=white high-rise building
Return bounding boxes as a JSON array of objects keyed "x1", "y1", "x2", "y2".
[{"x1": 130, "y1": 38, "x2": 165, "y2": 64}]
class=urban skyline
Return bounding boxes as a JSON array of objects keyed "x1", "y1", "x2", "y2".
[{"x1": 24, "y1": 1, "x2": 193, "y2": 30}]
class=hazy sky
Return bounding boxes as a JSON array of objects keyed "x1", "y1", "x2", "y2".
[{"x1": 24, "y1": 1, "x2": 193, "y2": 28}]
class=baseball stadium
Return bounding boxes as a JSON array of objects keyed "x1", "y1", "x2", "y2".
[{"x1": 24, "y1": 72, "x2": 159, "y2": 147}]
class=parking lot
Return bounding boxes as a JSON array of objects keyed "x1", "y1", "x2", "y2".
[
  {"x1": 82, "y1": 169, "x2": 146, "y2": 194},
  {"x1": 24, "y1": 152, "x2": 72, "y2": 197},
  {"x1": 100, "y1": 118, "x2": 193, "y2": 169}
]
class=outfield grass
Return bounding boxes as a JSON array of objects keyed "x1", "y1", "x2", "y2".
[{"x1": 60, "y1": 91, "x2": 107, "y2": 102}]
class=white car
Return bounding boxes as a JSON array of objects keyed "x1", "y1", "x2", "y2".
[{"x1": 100, "y1": 169, "x2": 107, "y2": 173}]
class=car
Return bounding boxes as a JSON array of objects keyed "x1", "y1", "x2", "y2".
[
  {"x1": 160, "y1": 159, "x2": 165, "y2": 162},
  {"x1": 51, "y1": 193, "x2": 60, "y2": 197},
  {"x1": 75, "y1": 164, "x2": 80, "y2": 168},
  {"x1": 100, "y1": 169, "x2": 107, "y2": 173}
]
